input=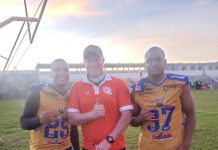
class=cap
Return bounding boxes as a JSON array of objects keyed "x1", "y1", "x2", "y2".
[{"x1": 83, "y1": 45, "x2": 103, "y2": 59}]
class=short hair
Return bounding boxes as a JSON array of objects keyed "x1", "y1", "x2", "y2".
[
  {"x1": 144, "y1": 46, "x2": 165, "y2": 59},
  {"x1": 83, "y1": 45, "x2": 103, "y2": 59},
  {"x1": 50, "y1": 58, "x2": 68, "y2": 70}
]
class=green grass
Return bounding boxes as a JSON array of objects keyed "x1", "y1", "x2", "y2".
[
  {"x1": 0, "y1": 100, "x2": 29, "y2": 150},
  {"x1": 1, "y1": 89, "x2": 218, "y2": 149}
]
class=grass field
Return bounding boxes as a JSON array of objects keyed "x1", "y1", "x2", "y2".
[{"x1": 0, "y1": 89, "x2": 218, "y2": 150}]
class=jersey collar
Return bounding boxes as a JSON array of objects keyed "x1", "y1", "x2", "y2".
[
  {"x1": 48, "y1": 84, "x2": 68, "y2": 96},
  {"x1": 82, "y1": 73, "x2": 112, "y2": 86}
]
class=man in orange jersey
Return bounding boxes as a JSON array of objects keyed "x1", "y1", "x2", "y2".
[
  {"x1": 20, "y1": 59, "x2": 80, "y2": 150},
  {"x1": 131, "y1": 46, "x2": 196, "y2": 150},
  {"x1": 67, "y1": 45, "x2": 133, "y2": 150}
]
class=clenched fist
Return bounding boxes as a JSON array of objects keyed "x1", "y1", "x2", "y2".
[{"x1": 90, "y1": 104, "x2": 105, "y2": 119}]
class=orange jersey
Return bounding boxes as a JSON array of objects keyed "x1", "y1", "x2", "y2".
[
  {"x1": 30, "y1": 84, "x2": 71, "y2": 150},
  {"x1": 68, "y1": 74, "x2": 133, "y2": 150},
  {"x1": 132, "y1": 73, "x2": 189, "y2": 150}
]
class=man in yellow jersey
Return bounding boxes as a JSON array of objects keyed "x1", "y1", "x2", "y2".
[
  {"x1": 131, "y1": 46, "x2": 196, "y2": 150},
  {"x1": 20, "y1": 59, "x2": 80, "y2": 150}
]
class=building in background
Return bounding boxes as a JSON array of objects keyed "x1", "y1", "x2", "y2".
[{"x1": 1, "y1": 61, "x2": 218, "y2": 100}]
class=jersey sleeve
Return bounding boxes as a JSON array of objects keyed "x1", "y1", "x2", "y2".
[
  {"x1": 20, "y1": 86, "x2": 41, "y2": 130},
  {"x1": 67, "y1": 83, "x2": 80, "y2": 113},
  {"x1": 184, "y1": 75, "x2": 190, "y2": 85},
  {"x1": 116, "y1": 79, "x2": 133, "y2": 111}
]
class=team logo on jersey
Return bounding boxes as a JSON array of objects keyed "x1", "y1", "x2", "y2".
[
  {"x1": 151, "y1": 132, "x2": 173, "y2": 141},
  {"x1": 155, "y1": 98, "x2": 166, "y2": 106},
  {"x1": 48, "y1": 139, "x2": 65, "y2": 144},
  {"x1": 58, "y1": 105, "x2": 68, "y2": 118},
  {"x1": 163, "y1": 83, "x2": 183, "y2": 91},
  {"x1": 103, "y1": 87, "x2": 112, "y2": 95}
]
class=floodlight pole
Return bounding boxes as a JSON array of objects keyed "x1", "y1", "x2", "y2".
[
  {"x1": 0, "y1": 55, "x2": 7, "y2": 60},
  {"x1": 0, "y1": 17, "x2": 38, "y2": 28},
  {"x1": 30, "y1": 0, "x2": 48, "y2": 43},
  {"x1": 24, "y1": 0, "x2": 32, "y2": 42},
  {"x1": 0, "y1": 0, "x2": 48, "y2": 71},
  {"x1": 3, "y1": 22, "x2": 25, "y2": 71}
]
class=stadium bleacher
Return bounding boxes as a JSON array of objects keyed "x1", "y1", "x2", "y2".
[
  {"x1": 0, "y1": 71, "x2": 40, "y2": 100},
  {"x1": 1, "y1": 62, "x2": 218, "y2": 100}
]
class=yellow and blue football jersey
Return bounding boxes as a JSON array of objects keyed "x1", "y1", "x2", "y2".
[
  {"x1": 132, "y1": 73, "x2": 189, "y2": 150},
  {"x1": 30, "y1": 84, "x2": 71, "y2": 150}
]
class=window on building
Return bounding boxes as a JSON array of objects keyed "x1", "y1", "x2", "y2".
[
  {"x1": 190, "y1": 66, "x2": 195, "y2": 70},
  {"x1": 182, "y1": 67, "x2": 186, "y2": 71},
  {"x1": 198, "y1": 66, "x2": 202, "y2": 70}
]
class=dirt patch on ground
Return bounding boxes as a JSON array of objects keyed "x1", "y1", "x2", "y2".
[{"x1": 0, "y1": 137, "x2": 8, "y2": 146}]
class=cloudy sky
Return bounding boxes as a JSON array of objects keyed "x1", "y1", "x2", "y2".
[{"x1": 0, "y1": 0, "x2": 218, "y2": 71}]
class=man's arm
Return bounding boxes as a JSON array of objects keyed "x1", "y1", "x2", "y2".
[
  {"x1": 108, "y1": 109, "x2": 132, "y2": 140},
  {"x1": 178, "y1": 84, "x2": 196, "y2": 150},
  {"x1": 130, "y1": 91, "x2": 153, "y2": 127},
  {"x1": 20, "y1": 88, "x2": 58, "y2": 130},
  {"x1": 96, "y1": 109, "x2": 132, "y2": 150},
  {"x1": 131, "y1": 101, "x2": 143, "y2": 127},
  {"x1": 130, "y1": 91, "x2": 140, "y2": 117},
  {"x1": 106, "y1": 80, "x2": 133, "y2": 141},
  {"x1": 130, "y1": 91, "x2": 142, "y2": 127},
  {"x1": 68, "y1": 103, "x2": 105, "y2": 125},
  {"x1": 20, "y1": 90, "x2": 41, "y2": 130},
  {"x1": 70, "y1": 125, "x2": 80, "y2": 150}
]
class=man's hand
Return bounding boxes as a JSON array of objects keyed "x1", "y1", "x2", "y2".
[
  {"x1": 68, "y1": 103, "x2": 106, "y2": 125},
  {"x1": 131, "y1": 108, "x2": 153, "y2": 127},
  {"x1": 138, "y1": 109, "x2": 153, "y2": 122},
  {"x1": 90, "y1": 104, "x2": 105, "y2": 119},
  {"x1": 39, "y1": 110, "x2": 58, "y2": 124},
  {"x1": 95, "y1": 139, "x2": 111, "y2": 150}
]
